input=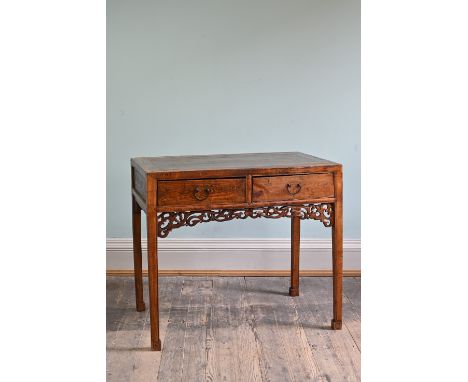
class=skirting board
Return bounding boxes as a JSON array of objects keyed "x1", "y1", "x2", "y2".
[
  {"x1": 107, "y1": 269, "x2": 361, "y2": 277},
  {"x1": 107, "y1": 238, "x2": 361, "y2": 274}
]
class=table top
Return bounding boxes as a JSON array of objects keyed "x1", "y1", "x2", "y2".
[{"x1": 132, "y1": 152, "x2": 339, "y2": 175}]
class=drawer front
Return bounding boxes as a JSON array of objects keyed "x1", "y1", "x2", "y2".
[
  {"x1": 252, "y1": 173, "x2": 334, "y2": 202},
  {"x1": 158, "y1": 178, "x2": 246, "y2": 207}
]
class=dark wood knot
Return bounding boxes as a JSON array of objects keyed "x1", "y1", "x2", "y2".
[
  {"x1": 193, "y1": 186, "x2": 213, "y2": 201},
  {"x1": 286, "y1": 183, "x2": 302, "y2": 196}
]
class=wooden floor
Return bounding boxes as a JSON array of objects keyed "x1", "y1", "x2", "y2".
[{"x1": 107, "y1": 276, "x2": 361, "y2": 382}]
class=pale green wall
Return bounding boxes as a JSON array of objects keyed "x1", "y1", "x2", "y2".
[{"x1": 107, "y1": 0, "x2": 360, "y2": 239}]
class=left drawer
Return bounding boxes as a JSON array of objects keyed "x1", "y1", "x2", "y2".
[{"x1": 157, "y1": 178, "x2": 246, "y2": 208}]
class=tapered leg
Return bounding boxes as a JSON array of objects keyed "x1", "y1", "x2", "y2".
[
  {"x1": 147, "y1": 210, "x2": 161, "y2": 350},
  {"x1": 289, "y1": 213, "x2": 300, "y2": 297},
  {"x1": 132, "y1": 196, "x2": 145, "y2": 312},
  {"x1": 331, "y1": 170, "x2": 343, "y2": 330}
]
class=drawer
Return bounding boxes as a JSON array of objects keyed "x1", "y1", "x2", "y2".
[
  {"x1": 158, "y1": 178, "x2": 246, "y2": 207},
  {"x1": 252, "y1": 173, "x2": 334, "y2": 202}
]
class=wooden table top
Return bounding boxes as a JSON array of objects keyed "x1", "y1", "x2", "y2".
[{"x1": 132, "y1": 152, "x2": 339, "y2": 175}]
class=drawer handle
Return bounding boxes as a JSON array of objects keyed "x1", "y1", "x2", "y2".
[
  {"x1": 193, "y1": 186, "x2": 213, "y2": 201},
  {"x1": 286, "y1": 183, "x2": 302, "y2": 196}
]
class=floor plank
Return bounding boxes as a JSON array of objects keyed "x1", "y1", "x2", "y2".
[
  {"x1": 106, "y1": 277, "x2": 148, "y2": 382},
  {"x1": 206, "y1": 277, "x2": 263, "y2": 382},
  {"x1": 106, "y1": 276, "x2": 361, "y2": 382},
  {"x1": 180, "y1": 277, "x2": 211, "y2": 382},
  {"x1": 343, "y1": 277, "x2": 361, "y2": 312},
  {"x1": 293, "y1": 277, "x2": 361, "y2": 381},
  {"x1": 343, "y1": 277, "x2": 361, "y2": 351},
  {"x1": 244, "y1": 277, "x2": 325, "y2": 382},
  {"x1": 155, "y1": 278, "x2": 191, "y2": 382},
  {"x1": 132, "y1": 277, "x2": 183, "y2": 381}
]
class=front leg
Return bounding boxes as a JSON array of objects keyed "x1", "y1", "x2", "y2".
[
  {"x1": 147, "y1": 209, "x2": 161, "y2": 350},
  {"x1": 331, "y1": 170, "x2": 343, "y2": 330}
]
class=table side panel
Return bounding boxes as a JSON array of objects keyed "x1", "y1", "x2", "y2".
[{"x1": 132, "y1": 166, "x2": 147, "y2": 202}]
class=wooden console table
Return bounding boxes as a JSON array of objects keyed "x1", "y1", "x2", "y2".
[{"x1": 131, "y1": 152, "x2": 343, "y2": 351}]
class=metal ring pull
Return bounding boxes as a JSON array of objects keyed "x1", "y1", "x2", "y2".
[
  {"x1": 286, "y1": 183, "x2": 302, "y2": 196},
  {"x1": 193, "y1": 186, "x2": 212, "y2": 201}
]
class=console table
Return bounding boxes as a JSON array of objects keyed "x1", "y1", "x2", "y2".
[{"x1": 131, "y1": 152, "x2": 343, "y2": 351}]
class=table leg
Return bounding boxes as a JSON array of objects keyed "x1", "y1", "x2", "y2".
[
  {"x1": 132, "y1": 196, "x2": 146, "y2": 312},
  {"x1": 331, "y1": 171, "x2": 343, "y2": 330},
  {"x1": 147, "y1": 210, "x2": 161, "y2": 350},
  {"x1": 289, "y1": 213, "x2": 300, "y2": 297}
]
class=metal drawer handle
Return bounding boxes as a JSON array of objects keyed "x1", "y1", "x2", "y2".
[
  {"x1": 193, "y1": 186, "x2": 213, "y2": 201},
  {"x1": 286, "y1": 183, "x2": 302, "y2": 196}
]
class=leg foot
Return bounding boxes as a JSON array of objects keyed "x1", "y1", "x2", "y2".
[
  {"x1": 331, "y1": 319, "x2": 342, "y2": 330},
  {"x1": 289, "y1": 287, "x2": 299, "y2": 297},
  {"x1": 136, "y1": 301, "x2": 146, "y2": 312},
  {"x1": 151, "y1": 338, "x2": 162, "y2": 351}
]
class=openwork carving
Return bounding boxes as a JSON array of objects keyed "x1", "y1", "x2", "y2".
[{"x1": 157, "y1": 203, "x2": 333, "y2": 238}]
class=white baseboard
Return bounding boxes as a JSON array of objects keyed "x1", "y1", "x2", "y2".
[{"x1": 106, "y1": 238, "x2": 361, "y2": 271}]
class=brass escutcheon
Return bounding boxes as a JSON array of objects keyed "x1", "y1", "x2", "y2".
[
  {"x1": 193, "y1": 186, "x2": 213, "y2": 201},
  {"x1": 286, "y1": 183, "x2": 302, "y2": 196}
]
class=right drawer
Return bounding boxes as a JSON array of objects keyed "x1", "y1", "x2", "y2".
[{"x1": 252, "y1": 173, "x2": 334, "y2": 202}]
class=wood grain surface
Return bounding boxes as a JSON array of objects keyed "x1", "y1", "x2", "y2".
[
  {"x1": 132, "y1": 152, "x2": 336, "y2": 173},
  {"x1": 130, "y1": 152, "x2": 343, "y2": 353},
  {"x1": 158, "y1": 178, "x2": 246, "y2": 208},
  {"x1": 107, "y1": 276, "x2": 360, "y2": 382},
  {"x1": 252, "y1": 173, "x2": 334, "y2": 202},
  {"x1": 131, "y1": 152, "x2": 340, "y2": 180}
]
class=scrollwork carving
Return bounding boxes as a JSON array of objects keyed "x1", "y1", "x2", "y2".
[{"x1": 157, "y1": 203, "x2": 333, "y2": 238}]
